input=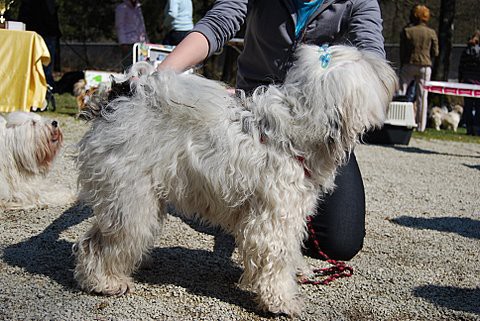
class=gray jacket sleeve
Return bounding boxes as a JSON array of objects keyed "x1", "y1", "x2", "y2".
[
  {"x1": 192, "y1": 0, "x2": 248, "y2": 57},
  {"x1": 347, "y1": 0, "x2": 386, "y2": 58}
]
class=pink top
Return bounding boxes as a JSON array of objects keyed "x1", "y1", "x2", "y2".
[{"x1": 115, "y1": 0, "x2": 148, "y2": 44}]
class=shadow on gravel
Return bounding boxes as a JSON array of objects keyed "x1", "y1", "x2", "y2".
[
  {"x1": 136, "y1": 246, "x2": 264, "y2": 315},
  {"x1": 1, "y1": 203, "x2": 266, "y2": 315},
  {"x1": 464, "y1": 163, "x2": 480, "y2": 171},
  {"x1": 391, "y1": 146, "x2": 480, "y2": 159},
  {"x1": 390, "y1": 216, "x2": 480, "y2": 239},
  {"x1": 2, "y1": 202, "x2": 91, "y2": 290},
  {"x1": 413, "y1": 285, "x2": 480, "y2": 315},
  {"x1": 136, "y1": 210, "x2": 266, "y2": 315},
  {"x1": 169, "y1": 208, "x2": 237, "y2": 258}
]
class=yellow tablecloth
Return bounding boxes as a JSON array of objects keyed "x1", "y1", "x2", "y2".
[{"x1": 0, "y1": 29, "x2": 50, "y2": 112}]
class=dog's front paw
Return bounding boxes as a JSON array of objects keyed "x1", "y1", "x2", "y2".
[
  {"x1": 296, "y1": 263, "x2": 314, "y2": 283},
  {"x1": 92, "y1": 277, "x2": 134, "y2": 296},
  {"x1": 260, "y1": 296, "x2": 304, "y2": 317}
]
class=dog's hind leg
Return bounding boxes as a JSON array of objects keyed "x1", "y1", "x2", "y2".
[
  {"x1": 237, "y1": 202, "x2": 307, "y2": 316},
  {"x1": 73, "y1": 175, "x2": 161, "y2": 296}
]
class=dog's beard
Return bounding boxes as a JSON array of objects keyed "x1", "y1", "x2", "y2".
[{"x1": 35, "y1": 124, "x2": 63, "y2": 172}]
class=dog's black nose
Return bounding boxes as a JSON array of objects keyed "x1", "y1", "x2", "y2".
[{"x1": 52, "y1": 120, "x2": 58, "y2": 128}]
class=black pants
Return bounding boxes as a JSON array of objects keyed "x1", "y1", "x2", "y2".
[
  {"x1": 464, "y1": 97, "x2": 480, "y2": 136},
  {"x1": 304, "y1": 152, "x2": 366, "y2": 261}
]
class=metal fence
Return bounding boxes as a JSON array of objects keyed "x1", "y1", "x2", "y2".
[{"x1": 59, "y1": 42, "x2": 125, "y2": 72}]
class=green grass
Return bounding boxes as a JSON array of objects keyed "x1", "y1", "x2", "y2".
[
  {"x1": 53, "y1": 93, "x2": 78, "y2": 115},
  {"x1": 0, "y1": 93, "x2": 77, "y2": 119},
  {"x1": 413, "y1": 127, "x2": 480, "y2": 144}
]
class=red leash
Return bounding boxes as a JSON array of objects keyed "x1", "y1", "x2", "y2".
[{"x1": 300, "y1": 216, "x2": 354, "y2": 285}]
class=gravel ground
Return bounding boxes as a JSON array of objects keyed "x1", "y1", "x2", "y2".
[{"x1": 1, "y1": 114, "x2": 479, "y2": 321}]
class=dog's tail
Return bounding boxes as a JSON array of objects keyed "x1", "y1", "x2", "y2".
[{"x1": 78, "y1": 62, "x2": 154, "y2": 121}]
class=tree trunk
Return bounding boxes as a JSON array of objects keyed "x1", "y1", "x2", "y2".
[{"x1": 432, "y1": 0, "x2": 456, "y2": 81}]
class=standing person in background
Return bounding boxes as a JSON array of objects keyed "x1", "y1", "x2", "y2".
[
  {"x1": 458, "y1": 30, "x2": 480, "y2": 136},
  {"x1": 399, "y1": 4, "x2": 439, "y2": 132},
  {"x1": 156, "y1": 0, "x2": 387, "y2": 263},
  {"x1": 162, "y1": 0, "x2": 193, "y2": 46},
  {"x1": 115, "y1": 0, "x2": 149, "y2": 70},
  {"x1": 18, "y1": 0, "x2": 61, "y2": 91}
]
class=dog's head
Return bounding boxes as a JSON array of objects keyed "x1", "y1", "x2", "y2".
[
  {"x1": 284, "y1": 45, "x2": 398, "y2": 152},
  {"x1": 452, "y1": 104, "x2": 463, "y2": 115},
  {"x1": 4, "y1": 112, "x2": 63, "y2": 175},
  {"x1": 430, "y1": 106, "x2": 445, "y2": 115}
]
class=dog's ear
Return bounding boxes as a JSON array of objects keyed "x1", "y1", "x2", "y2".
[
  {"x1": 106, "y1": 62, "x2": 155, "y2": 102},
  {"x1": 453, "y1": 104, "x2": 463, "y2": 114},
  {"x1": 361, "y1": 50, "x2": 399, "y2": 126},
  {"x1": 108, "y1": 78, "x2": 134, "y2": 102}
]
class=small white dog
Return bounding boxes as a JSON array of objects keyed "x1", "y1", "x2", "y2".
[
  {"x1": 0, "y1": 112, "x2": 64, "y2": 210},
  {"x1": 430, "y1": 105, "x2": 464, "y2": 131},
  {"x1": 73, "y1": 45, "x2": 397, "y2": 316}
]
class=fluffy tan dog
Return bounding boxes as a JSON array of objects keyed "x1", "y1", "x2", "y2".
[
  {"x1": 430, "y1": 105, "x2": 464, "y2": 131},
  {"x1": 0, "y1": 112, "x2": 64, "y2": 210}
]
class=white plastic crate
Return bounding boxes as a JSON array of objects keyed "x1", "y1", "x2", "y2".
[{"x1": 384, "y1": 101, "x2": 417, "y2": 128}]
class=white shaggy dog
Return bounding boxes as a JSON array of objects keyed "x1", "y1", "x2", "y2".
[
  {"x1": 0, "y1": 112, "x2": 64, "y2": 210},
  {"x1": 430, "y1": 104, "x2": 464, "y2": 131},
  {"x1": 73, "y1": 45, "x2": 397, "y2": 316}
]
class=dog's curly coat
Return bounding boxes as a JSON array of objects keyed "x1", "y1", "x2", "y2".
[
  {"x1": 73, "y1": 45, "x2": 397, "y2": 316},
  {"x1": 0, "y1": 112, "x2": 64, "y2": 210}
]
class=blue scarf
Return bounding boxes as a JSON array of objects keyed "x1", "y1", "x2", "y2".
[{"x1": 294, "y1": 0, "x2": 324, "y2": 38}]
